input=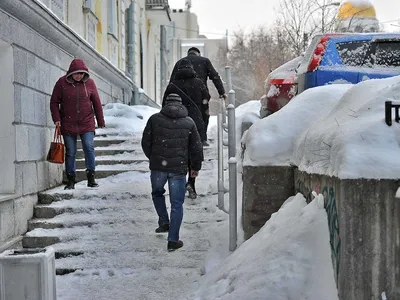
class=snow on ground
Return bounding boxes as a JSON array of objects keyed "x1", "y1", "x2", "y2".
[
  {"x1": 242, "y1": 75, "x2": 400, "y2": 179},
  {"x1": 44, "y1": 103, "x2": 339, "y2": 299},
  {"x1": 96, "y1": 104, "x2": 159, "y2": 136}
]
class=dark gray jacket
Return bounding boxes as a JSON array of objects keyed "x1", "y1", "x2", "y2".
[{"x1": 141, "y1": 102, "x2": 203, "y2": 174}]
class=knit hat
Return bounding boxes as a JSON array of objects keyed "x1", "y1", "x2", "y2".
[
  {"x1": 165, "y1": 93, "x2": 182, "y2": 103},
  {"x1": 187, "y1": 47, "x2": 201, "y2": 55}
]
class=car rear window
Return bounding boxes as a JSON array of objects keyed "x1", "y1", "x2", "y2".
[
  {"x1": 374, "y1": 41, "x2": 400, "y2": 67},
  {"x1": 336, "y1": 41, "x2": 370, "y2": 66}
]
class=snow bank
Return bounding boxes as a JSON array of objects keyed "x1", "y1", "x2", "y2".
[
  {"x1": 96, "y1": 103, "x2": 159, "y2": 136},
  {"x1": 192, "y1": 193, "x2": 338, "y2": 300},
  {"x1": 242, "y1": 85, "x2": 352, "y2": 166},
  {"x1": 243, "y1": 75, "x2": 400, "y2": 179},
  {"x1": 293, "y1": 76, "x2": 400, "y2": 179}
]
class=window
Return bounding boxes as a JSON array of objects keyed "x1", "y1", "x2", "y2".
[
  {"x1": 82, "y1": 0, "x2": 98, "y2": 48},
  {"x1": 108, "y1": 0, "x2": 118, "y2": 37},
  {"x1": 374, "y1": 42, "x2": 400, "y2": 67},
  {"x1": 84, "y1": 0, "x2": 95, "y2": 12},
  {"x1": 50, "y1": 0, "x2": 66, "y2": 21},
  {"x1": 336, "y1": 41, "x2": 370, "y2": 67},
  {"x1": 108, "y1": 37, "x2": 118, "y2": 66},
  {"x1": 85, "y1": 13, "x2": 98, "y2": 48}
]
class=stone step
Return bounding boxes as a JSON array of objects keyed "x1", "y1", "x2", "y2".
[
  {"x1": 78, "y1": 139, "x2": 129, "y2": 148},
  {"x1": 22, "y1": 227, "x2": 211, "y2": 251},
  {"x1": 38, "y1": 192, "x2": 74, "y2": 205},
  {"x1": 28, "y1": 219, "x2": 97, "y2": 231},
  {"x1": 34, "y1": 205, "x2": 68, "y2": 219},
  {"x1": 76, "y1": 149, "x2": 139, "y2": 159},
  {"x1": 38, "y1": 191, "x2": 148, "y2": 205},
  {"x1": 22, "y1": 236, "x2": 61, "y2": 248},
  {"x1": 76, "y1": 159, "x2": 148, "y2": 169},
  {"x1": 71, "y1": 169, "x2": 148, "y2": 182}
]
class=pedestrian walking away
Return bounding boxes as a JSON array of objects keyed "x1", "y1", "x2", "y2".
[
  {"x1": 170, "y1": 47, "x2": 226, "y2": 145},
  {"x1": 50, "y1": 58, "x2": 105, "y2": 190},
  {"x1": 141, "y1": 93, "x2": 203, "y2": 251},
  {"x1": 163, "y1": 59, "x2": 209, "y2": 199}
]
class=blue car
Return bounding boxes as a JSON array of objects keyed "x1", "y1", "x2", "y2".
[{"x1": 296, "y1": 33, "x2": 400, "y2": 94}]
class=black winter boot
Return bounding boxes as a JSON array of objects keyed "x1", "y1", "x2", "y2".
[
  {"x1": 64, "y1": 173, "x2": 75, "y2": 190},
  {"x1": 186, "y1": 180, "x2": 197, "y2": 199},
  {"x1": 86, "y1": 169, "x2": 99, "y2": 188}
]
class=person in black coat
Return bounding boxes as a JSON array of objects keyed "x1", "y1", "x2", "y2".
[
  {"x1": 170, "y1": 47, "x2": 226, "y2": 144},
  {"x1": 163, "y1": 59, "x2": 210, "y2": 200},
  {"x1": 141, "y1": 93, "x2": 203, "y2": 251},
  {"x1": 163, "y1": 58, "x2": 210, "y2": 143}
]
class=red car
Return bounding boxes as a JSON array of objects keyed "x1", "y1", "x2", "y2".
[{"x1": 260, "y1": 56, "x2": 303, "y2": 118}]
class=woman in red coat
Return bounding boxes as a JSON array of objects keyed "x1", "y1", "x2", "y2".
[{"x1": 50, "y1": 58, "x2": 105, "y2": 189}]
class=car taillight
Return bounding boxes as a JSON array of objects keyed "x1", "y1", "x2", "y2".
[{"x1": 307, "y1": 36, "x2": 329, "y2": 72}]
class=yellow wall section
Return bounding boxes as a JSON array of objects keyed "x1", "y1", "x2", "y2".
[{"x1": 337, "y1": 2, "x2": 377, "y2": 20}]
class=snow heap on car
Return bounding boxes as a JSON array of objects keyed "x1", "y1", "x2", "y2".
[{"x1": 243, "y1": 75, "x2": 400, "y2": 179}]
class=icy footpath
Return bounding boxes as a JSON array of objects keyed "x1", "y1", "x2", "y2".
[{"x1": 23, "y1": 130, "x2": 226, "y2": 300}]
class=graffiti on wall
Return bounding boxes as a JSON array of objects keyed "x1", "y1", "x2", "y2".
[
  {"x1": 296, "y1": 178, "x2": 341, "y2": 283},
  {"x1": 322, "y1": 186, "x2": 341, "y2": 283}
]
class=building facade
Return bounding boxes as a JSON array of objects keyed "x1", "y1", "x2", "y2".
[{"x1": 0, "y1": 0, "x2": 176, "y2": 250}]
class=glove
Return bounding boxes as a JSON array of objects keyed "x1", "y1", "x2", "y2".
[{"x1": 219, "y1": 94, "x2": 227, "y2": 100}]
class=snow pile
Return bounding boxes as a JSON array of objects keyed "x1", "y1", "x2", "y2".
[
  {"x1": 293, "y1": 76, "x2": 400, "y2": 179},
  {"x1": 97, "y1": 103, "x2": 159, "y2": 136},
  {"x1": 191, "y1": 193, "x2": 339, "y2": 300},
  {"x1": 243, "y1": 85, "x2": 352, "y2": 166},
  {"x1": 243, "y1": 75, "x2": 400, "y2": 179}
]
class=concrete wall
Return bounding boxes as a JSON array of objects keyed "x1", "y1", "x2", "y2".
[
  {"x1": 295, "y1": 169, "x2": 400, "y2": 300},
  {"x1": 0, "y1": 0, "x2": 138, "y2": 250},
  {"x1": 242, "y1": 164, "x2": 400, "y2": 299},
  {"x1": 242, "y1": 166, "x2": 295, "y2": 240}
]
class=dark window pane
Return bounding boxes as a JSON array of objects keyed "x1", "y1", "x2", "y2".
[
  {"x1": 336, "y1": 41, "x2": 370, "y2": 66},
  {"x1": 374, "y1": 42, "x2": 400, "y2": 67}
]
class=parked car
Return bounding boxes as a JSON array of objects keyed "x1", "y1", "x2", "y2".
[
  {"x1": 259, "y1": 56, "x2": 303, "y2": 118},
  {"x1": 260, "y1": 32, "x2": 400, "y2": 118}
]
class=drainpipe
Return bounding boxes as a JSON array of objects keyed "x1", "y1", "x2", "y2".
[
  {"x1": 160, "y1": 25, "x2": 165, "y2": 100},
  {"x1": 127, "y1": 1, "x2": 135, "y2": 80}
]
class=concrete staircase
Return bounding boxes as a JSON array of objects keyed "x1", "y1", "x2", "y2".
[
  {"x1": 22, "y1": 132, "x2": 219, "y2": 285},
  {"x1": 66, "y1": 134, "x2": 148, "y2": 182}
]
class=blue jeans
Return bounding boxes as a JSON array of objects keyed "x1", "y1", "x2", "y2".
[
  {"x1": 63, "y1": 132, "x2": 95, "y2": 174},
  {"x1": 150, "y1": 171, "x2": 186, "y2": 242}
]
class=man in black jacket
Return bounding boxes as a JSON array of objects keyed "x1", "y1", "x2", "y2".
[
  {"x1": 141, "y1": 93, "x2": 203, "y2": 251},
  {"x1": 170, "y1": 47, "x2": 226, "y2": 145},
  {"x1": 164, "y1": 58, "x2": 210, "y2": 200}
]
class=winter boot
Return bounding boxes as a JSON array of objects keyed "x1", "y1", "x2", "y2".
[
  {"x1": 64, "y1": 173, "x2": 75, "y2": 190},
  {"x1": 186, "y1": 182, "x2": 197, "y2": 199},
  {"x1": 167, "y1": 240, "x2": 183, "y2": 252},
  {"x1": 86, "y1": 169, "x2": 99, "y2": 188},
  {"x1": 155, "y1": 224, "x2": 170, "y2": 233}
]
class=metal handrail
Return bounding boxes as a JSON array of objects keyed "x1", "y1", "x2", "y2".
[{"x1": 217, "y1": 66, "x2": 238, "y2": 251}]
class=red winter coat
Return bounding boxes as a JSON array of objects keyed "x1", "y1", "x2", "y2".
[{"x1": 50, "y1": 58, "x2": 105, "y2": 135}]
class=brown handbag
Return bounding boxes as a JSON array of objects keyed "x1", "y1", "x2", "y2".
[{"x1": 47, "y1": 124, "x2": 65, "y2": 164}]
